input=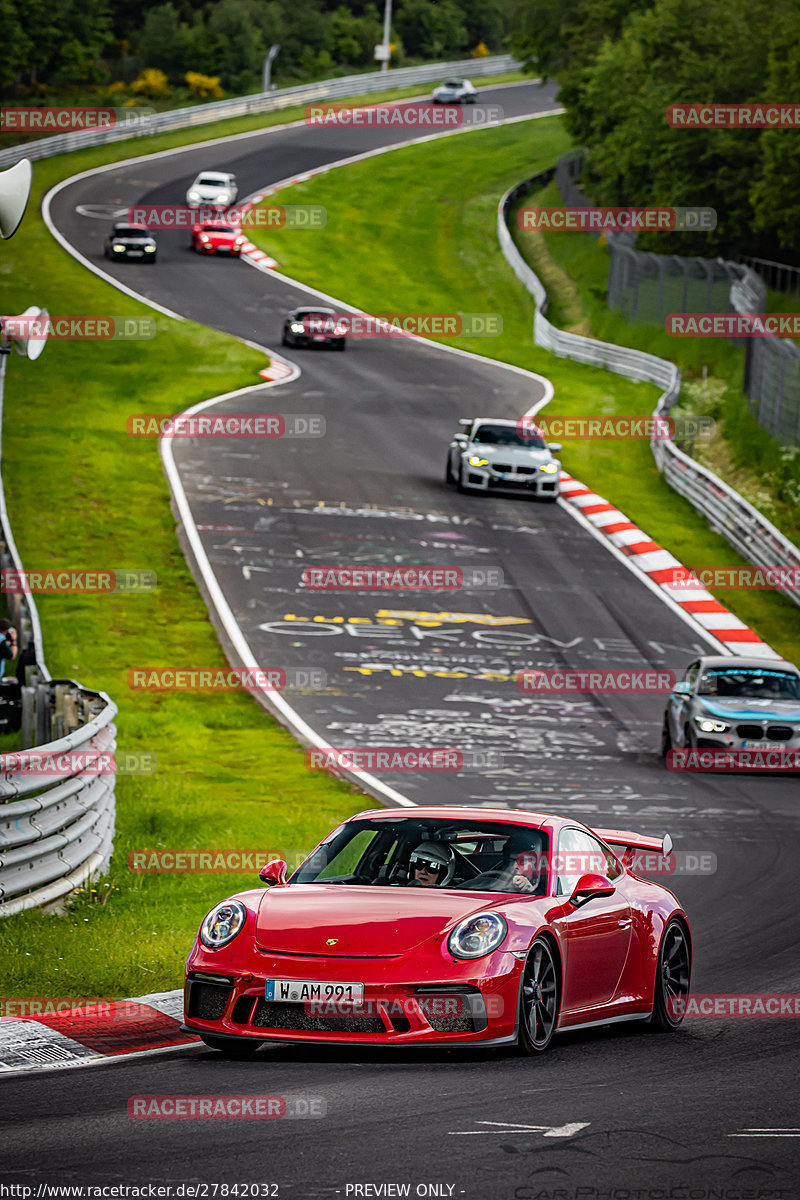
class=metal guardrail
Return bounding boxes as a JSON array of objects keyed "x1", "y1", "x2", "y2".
[
  {"x1": 0, "y1": 681, "x2": 117, "y2": 916},
  {"x1": 498, "y1": 169, "x2": 800, "y2": 609},
  {"x1": 0, "y1": 55, "x2": 521, "y2": 169}
]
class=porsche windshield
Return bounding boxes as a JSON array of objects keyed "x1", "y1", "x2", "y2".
[
  {"x1": 473, "y1": 424, "x2": 546, "y2": 449},
  {"x1": 291, "y1": 819, "x2": 549, "y2": 894},
  {"x1": 697, "y1": 669, "x2": 800, "y2": 700}
]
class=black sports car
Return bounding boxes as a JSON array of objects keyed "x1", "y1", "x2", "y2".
[
  {"x1": 104, "y1": 223, "x2": 157, "y2": 263},
  {"x1": 282, "y1": 307, "x2": 347, "y2": 350}
]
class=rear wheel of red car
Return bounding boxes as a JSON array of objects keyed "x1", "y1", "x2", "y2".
[
  {"x1": 200, "y1": 1034, "x2": 264, "y2": 1058},
  {"x1": 649, "y1": 918, "x2": 691, "y2": 1031},
  {"x1": 519, "y1": 936, "x2": 560, "y2": 1054}
]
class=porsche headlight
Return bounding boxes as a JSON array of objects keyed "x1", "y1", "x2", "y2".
[
  {"x1": 468, "y1": 455, "x2": 489, "y2": 467},
  {"x1": 695, "y1": 716, "x2": 728, "y2": 733},
  {"x1": 199, "y1": 234, "x2": 210, "y2": 242},
  {"x1": 448, "y1": 912, "x2": 507, "y2": 960},
  {"x1": 199, "y1": 900, "x2": 247, "y2": 949},
  {"x1": 539, "y1": 462, "x2": 558, "y2": 473},
  {"x1": 188, "y1": 191, "x2": 200, "y2": 201},
  {"x1": 216, "y1": 193, "x2": 229, "y2": 202}
]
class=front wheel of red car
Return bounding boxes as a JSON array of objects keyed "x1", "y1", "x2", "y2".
[
  {"x1": 200, "y1": 1033, "x2": 265, "y2": 1059},
  {"x1": 518, "y1": 936, "x2": 560, "y2": 1054},
  {"x1": 649, "y1": 918, "x2": 691, "y2": 1031}
]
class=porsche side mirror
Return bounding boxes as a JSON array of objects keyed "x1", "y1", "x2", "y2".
[
  {"x1": 453, "y1": 434, "x2": 468, "y2": 444},
  {"x1": 260, "y1": 859, "x2": 288, "y2": 886},
  {"x1": 672, "y1": 682, "x2": 692, "y2": 696},
  {"x1": 569, "y1": 873, "x2": 616, "y2": 907},
  {"x1": 546, "y1": 442, "x2": 562, "y2": 452}
]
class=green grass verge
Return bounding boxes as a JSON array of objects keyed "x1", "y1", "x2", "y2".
[
  {"x1": 247, "y1": 115, "x2": 800, "y2": 662},
  {"x1": 0, "y1": 109, "x2": 372, "y2": 999}
]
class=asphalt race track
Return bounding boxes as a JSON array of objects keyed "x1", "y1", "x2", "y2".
[{"x1": 5, "y1": 81, "x2": 798, "y2": 1198}]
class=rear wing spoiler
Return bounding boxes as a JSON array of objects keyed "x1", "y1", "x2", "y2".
[{"x1": 594, "y1": 828, "x2": 673, "y2": 869}]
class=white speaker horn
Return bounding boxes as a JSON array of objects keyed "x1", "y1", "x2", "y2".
[
  {"x1": 1, "y1": 306, "x2": 49, "y2": 360},
  {"x1": 0, "y1": 159, "x2": 33, "y2": 240}
]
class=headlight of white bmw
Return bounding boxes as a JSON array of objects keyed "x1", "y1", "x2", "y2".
[
  {"x1": 539, "y1": 462, "x2": 558, "y2": 473},
  {"x1": 112, "y1": 243, "x2": 126, "y2": 252},
  {"x1": 448, "y1": 912, "x2": 507, "y2": 960},
  {"x1": 468, "y1": 455, "x2": 489, "y2": 466},
  {"x1": 290, "y1": 322, "x2": 306, "y2": 333},
  {"x1": 144, "y1": 244, "x2": 156, "y2": 252},
  {"x1": 695, "y1": 716, "x2": 728, "y2": 733},
  {"x1": 199, "y1": 900, "x2": 248, "y2": 949}
]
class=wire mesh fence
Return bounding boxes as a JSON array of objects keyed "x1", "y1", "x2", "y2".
[{"x1": 555, "y1": 152, "x2": 800, "y2": 446}]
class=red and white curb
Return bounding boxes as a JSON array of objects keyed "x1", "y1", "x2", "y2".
[
  {"x1": 259, "y1": 360, "x2": 294, "y2": 381},
  {"x1": 0, "y1": 989, "x2": 190, "y2": 1072},
  {"x1": 558, "y1": 473, "x2": 780, "y2": 658}
]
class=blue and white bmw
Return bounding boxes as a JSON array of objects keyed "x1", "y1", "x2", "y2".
[{"x1": 662, "y1": 655, "x2": 800, "y2": 754}]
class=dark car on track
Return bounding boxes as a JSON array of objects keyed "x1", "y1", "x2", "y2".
[
  {"x1": 282, "y1": 307, "x2": 347, "y2": 350},
  {"x1": 104, "y1": 223, "x2": 157, "y2": 263}
]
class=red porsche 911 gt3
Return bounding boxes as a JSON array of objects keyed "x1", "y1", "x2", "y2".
[
  {"x1": 184, "y1": 806, "x2": 692, "y2": 1057},
  {"x1": 191, "y1": 220, "x2": 247, "y2": 255}
]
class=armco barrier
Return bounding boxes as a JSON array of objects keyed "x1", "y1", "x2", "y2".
[
  {"x1": 0, "y1": 682, "x2": 117, "y2": 916},
  {"x1": 0, "y1": 55, "x2": 521, "y2": 169},
  {"x1": 498, "y1": 170, "x2": 800, "y2": 609}
]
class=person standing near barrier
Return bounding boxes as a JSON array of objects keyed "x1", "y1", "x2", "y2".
[{"x1": 0, "y1": 619, "x2": 17, "y2": 678}]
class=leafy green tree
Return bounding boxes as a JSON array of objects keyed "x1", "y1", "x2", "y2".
[{"x1": 395, "y1": 0, "x2": 468, "y2": 59}]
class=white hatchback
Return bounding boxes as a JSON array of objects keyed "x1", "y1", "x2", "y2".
[
  {"x1": 186, "y1": 171, "x2": 238, "y2": 207},
  {"x1": 432, "y1": 79, "x2": 477, "y2": 104}
]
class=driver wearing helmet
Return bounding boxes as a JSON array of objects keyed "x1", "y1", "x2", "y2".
[{"x1": 408, "y1": 840, "x2": 455, "y2": 888}]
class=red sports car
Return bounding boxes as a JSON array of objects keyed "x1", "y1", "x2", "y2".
[
  {"x1": 184, "y1": 806, "x2": 692, "y2": 1057},
  {"x1": 191, "y1": 221, "x2": 247, "y2": 255}
]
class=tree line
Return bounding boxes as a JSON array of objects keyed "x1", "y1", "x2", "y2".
[
  {"x1": 0, "y1": 0, "x2": 510, "y2": 99},
  {"x1": 509, "y1": 0, "x2": 800, "y2": 260}
]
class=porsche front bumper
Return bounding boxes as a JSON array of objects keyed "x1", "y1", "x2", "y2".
[{"x1": 184, "y1": 956, "x2": 522, "y2": 1046}]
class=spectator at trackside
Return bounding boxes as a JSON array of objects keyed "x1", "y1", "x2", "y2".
[{"x1": 0, "y1": 619, "x2": 17, "y2": 679}]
